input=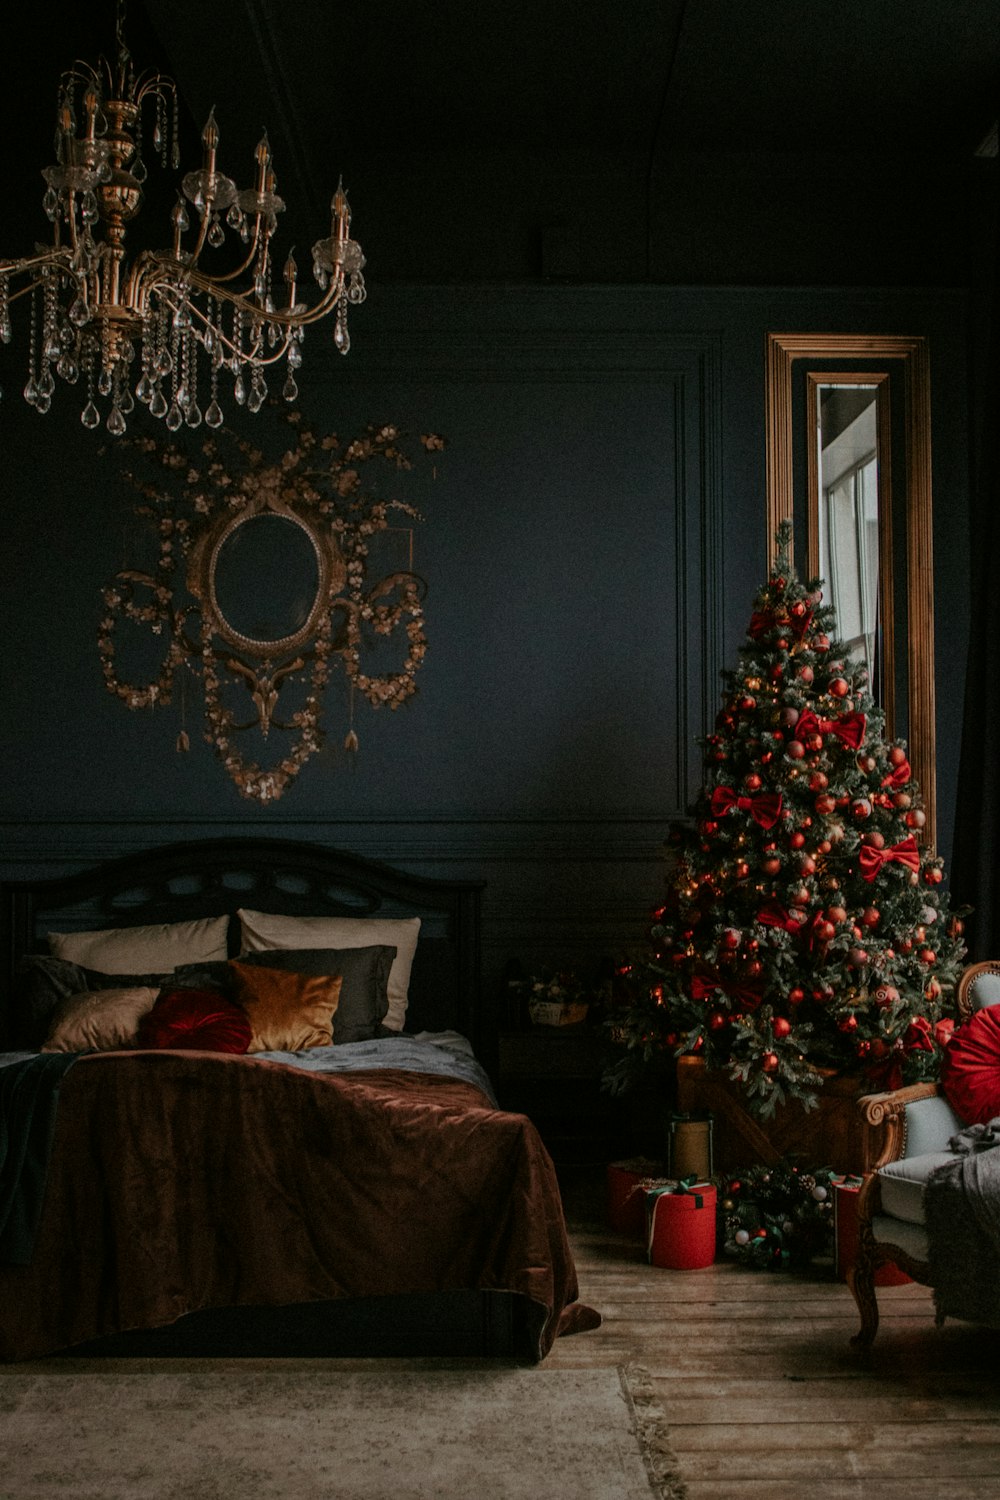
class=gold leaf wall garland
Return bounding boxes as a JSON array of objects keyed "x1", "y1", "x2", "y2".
[{"x1": 97, "y1": 408, "x2": 442, "y2": 802}]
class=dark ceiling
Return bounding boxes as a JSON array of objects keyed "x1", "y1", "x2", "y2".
[{"x1": 5, "y1": 1, "x2": 999, "y2": 285}]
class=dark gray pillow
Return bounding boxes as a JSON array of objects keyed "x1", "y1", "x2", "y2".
[{"x1": 238, "y1": 946, "x2": 395, "y2": 1045}]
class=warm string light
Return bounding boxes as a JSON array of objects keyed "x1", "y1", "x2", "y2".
[{"x1": 0, "y1": 2, "x2": 365, "y2": 436}]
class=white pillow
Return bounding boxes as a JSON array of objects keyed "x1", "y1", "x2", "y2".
[
  {"x1": 48, "y1": 915, "x2": 229, "y2": 974},
  {"x1": 237, "y1": 909, "x2": 420, "y2": 1032}
]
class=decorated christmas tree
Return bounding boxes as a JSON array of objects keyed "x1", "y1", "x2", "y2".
[{"x1": 606, "y1": 522, "x2": 968, "y2": 1118}]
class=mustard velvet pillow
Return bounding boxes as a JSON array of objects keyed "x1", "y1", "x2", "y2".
[
  {"x1": 228, "y1": 960, "x2": 341, "y2": 1054},
  {"x1": 41, "y1": 986, "x2": 161, "y2": 1052}
]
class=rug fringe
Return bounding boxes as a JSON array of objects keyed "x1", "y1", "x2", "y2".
[{"x1": 619, "y1": 1362, "x2": 689, "y2": 1500}]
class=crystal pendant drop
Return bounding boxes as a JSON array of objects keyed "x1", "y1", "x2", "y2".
[
  {"x1": 97, "y1": 368, "x2": 113, "y2": 397},
  {"x1": 37, "y1": 369, "x2": 55, "y2": 399},
  {"x1": 150, "y1": 388, "x2": 169, "y2": 420},
  {"x1": 165, "y1": 401, "x2": 183, "y2": 431},
  {"x1": 185, "y1": 400, "x2": 203, "y2": 428},
  {"x1": 233, "y1": 373, "x2": 246, "y2": 406},
  {"x1": 205, "y1": 398, "x2": 224, "y2": 428},
  {"x1": 81, "y1": 399, "x2": 101, "y2": 428},
  {"x1": 68, "y1": 298, "x2": 90, "y2": 327},
  {"x1": 207, "y1": 217, "x2": 225, "y2": 249},
  {"x1": 247, "y1": 383, "x2": 264, "y2": 414},
  {"x1": 136, "y1": 374, "x2": 152, "y2": 404},
  {"x1": 43, "y1": 187, "x2": 59, "y2": 220},
  {"x1": 282, "y1": 372, "x2": 298, "y2": 403},
  {"x1": 287, "y1": 340, "x2": 302, "y2": 368},
  {"x1": 106, "y1": 405, "x2": 127, "y2": 436},
  {"x1": 23, "y1": 377, "x2": 38, "y2": 405},
  {"x1": 34, "y1": 391, "x2": 51, "y2": 414},
  {"x1": 119, "y1": 388, "x2": 135, "y2": 415},
  {"x1": 57, "y1": 354, "x2": 79, "y2": 383}
]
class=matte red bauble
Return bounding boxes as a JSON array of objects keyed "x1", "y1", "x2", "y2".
[
  {"x1": 762, "y1": 857, "x2": 782, "y2": 876},
  {"x1": 809, "y1": 771, "x2": 828, "y2": 792},
  {"x1": 894, "y1": 791, "x2": 912, "y2": 809},
  {"x1": 814, "y1": 793, "x2": 836, "y2": 815},
  {"x1": 789, "y1": 830, "x2": 806, "y2": 849},
  {"x1": 814, "y1": 920, "x2": 836, "y2": 942},
  {"x1": 861, "y1": 906, "x2": 880, "y2": 927},
  {"x1": 864, "y1": 831, "x2": 885, "y2": 849},
  {"x1": 772, "y1": 1016, "x2": 792, "y2": 1038},
  {"x1": 906, "y1": 809, "x2": 926, "y2": 829},
  {"x1": 827, "y1": 905, "x2": 848, "y2": 924},
  {"x1": 786, "y1": 740, "x2": 806, "y2": 760},
  {"x1": 888, "y1": 746, "x2": 908, "y2": 767},
  {"x1": 745, "y1": 772, "x2": 762, "y2": 791},
  {"x1": 797, "y1": 665, "x2": 814, "y2": 684},
  {"x1": 762, "y1": 1052, "x2": 779, "y2": 1073},
  {"x1": 829, "y1": 677, "x2": 850, "y2": 697},
  {"x1": 788, "y1": 987, "x2": 805, "y2": 1005},
  {"x1": 780, "y1": 707, "x2": 800, "y2": 728}
]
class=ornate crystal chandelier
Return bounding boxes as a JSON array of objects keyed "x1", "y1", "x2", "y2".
[{"x1": 0, "y1": 3, "x2": 366, "y2": 436}]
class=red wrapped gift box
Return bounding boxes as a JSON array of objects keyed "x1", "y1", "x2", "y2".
[
  {"x1": 606, "y1": 1158, "x2": 664, "y2": 1236},
  {"x1": 834, "y1": 1179, "x2": 911, "y2": 1286},
  {"x1": 646, "y1": 1182, "x2": 717, "y2": 1269}
]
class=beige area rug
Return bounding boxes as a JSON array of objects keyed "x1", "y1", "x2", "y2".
[{"x1": 0, "y1": 1360, "x2": 685, "y2": 1500}]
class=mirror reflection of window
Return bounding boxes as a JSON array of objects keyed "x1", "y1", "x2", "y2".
[{"x1": 816, "y1": 384, "x2": 879, "y2": 684}]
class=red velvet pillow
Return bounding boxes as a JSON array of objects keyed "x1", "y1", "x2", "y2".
[
  {"x1": 940, "y1": 1005, "x2": 1000, "y2": 1125},
  {"x1": 136, "y1": 987, "x2": 252, "y2": 1054}
]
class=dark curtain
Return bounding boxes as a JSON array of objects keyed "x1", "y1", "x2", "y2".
[{"x1": 950, "y1": 136, "x2": 1000, "y2": 956}]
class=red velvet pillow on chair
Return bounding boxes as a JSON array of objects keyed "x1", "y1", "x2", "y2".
[
  {"x1": 136, "y1": 987, "x2": 252, "y2": 1054},
  {"x1": 940, "y1": 1004, "x2": 1000, "y2": 1125}
]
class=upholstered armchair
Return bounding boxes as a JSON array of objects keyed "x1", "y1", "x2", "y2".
[{"x1": 847, "y1": 960, "x2": 1000, "y2": 1347}]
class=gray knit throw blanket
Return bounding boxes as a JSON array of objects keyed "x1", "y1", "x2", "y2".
[{"x1": 924, "y1": 1115, "x2": 1000, "y2": 1328}]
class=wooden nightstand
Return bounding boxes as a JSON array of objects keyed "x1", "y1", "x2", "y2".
[{"x1": 497, "y1": 1026, "x2": 619, "y2": 1164}]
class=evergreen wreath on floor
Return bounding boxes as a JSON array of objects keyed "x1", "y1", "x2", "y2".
[{"x1": 605, "y1": 523, "x2": 968, "y2": 1118}]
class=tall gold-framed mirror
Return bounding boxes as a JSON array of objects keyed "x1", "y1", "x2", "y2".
[{"x1": 765, "y1": 333, "x2": 936, "y2": 844}]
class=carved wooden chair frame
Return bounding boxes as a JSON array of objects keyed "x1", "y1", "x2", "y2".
[{"x1": 847, "y1": 963, "x2": 998, "y2": 1347}]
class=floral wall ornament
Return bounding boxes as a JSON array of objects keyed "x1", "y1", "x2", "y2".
[{"x1": 97, "y1": 407, "x2": 442, "y2": 802}]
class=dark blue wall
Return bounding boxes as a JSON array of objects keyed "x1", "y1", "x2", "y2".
[{"x1": 0, "y1": 283, "x2": 971, "y2": 994}]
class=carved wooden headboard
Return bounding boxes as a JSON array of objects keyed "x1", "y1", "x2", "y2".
[{"x1": 0, "y1": 837, "x2": 485, "y2": 1055}]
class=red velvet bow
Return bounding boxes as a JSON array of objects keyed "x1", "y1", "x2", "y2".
[
  {"x1": 903, "y1": 1016, "x2": 934, "y2": 1053},
  {"x1": 748, "y1": 605, "x2": 813, "y2": 642},
  {"x1": 795, "y1": 708, "x2": 867, "y2": 749},
  {"x1": 756, "y1": 898, "x2": 804, "y2": 933},
  {"x1": 710, "y1": 785, "x2": 783, "y2": 829},
  {"x1": 689, "y1": 965, "x2": 764, "y2": 1009},
  {"x1": 858, "y1": 835, "x2": 921, "y2": 883},
  {"x1": 881, "y1": 757, "x2": 912, "y2": 788}
]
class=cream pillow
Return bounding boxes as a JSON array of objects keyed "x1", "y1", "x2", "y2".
[
  {"x1": 237, "y1": 909, "x2": 420, "y2": 1031},
  {"x1": 48, "y1": 916, "x2": 230, "y2": 974},
  {"x1": 41, "y1": 986, "x2": 160, "y2": 1052}
]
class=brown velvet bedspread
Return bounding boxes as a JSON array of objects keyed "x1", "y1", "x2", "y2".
[{"x1": 0, "y1": 1050, "x2": 599, "y2": 1362}]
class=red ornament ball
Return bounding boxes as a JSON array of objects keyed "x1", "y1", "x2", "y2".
[
  {"x1": 852, "y1": 798, "x2": 872, "y2": 820},
  {"x1": 809, "y1": 771, "x2": 829, "y2": 792},
  {"x1": 889, "y1": 745, "x2": 908, "y2": 767},
  {"x1": 829, "y1": 677, "x2": 850, "y2": 698},
  {"x1": 762, "y1": 1052, "x2": 779, "y2": 1073},
  {"x1": 788, "y1": 986, "x2": 805, "y2": 1005},
  {"x1": 813, "y1": 633, "x2": 830, "y2": 652},
  {"x1": 772, "y1": 1016, "x2": 792, "y2": 1038},
  {"x1": 787, "y1": 739, "x2": 806, "y2": 760}
]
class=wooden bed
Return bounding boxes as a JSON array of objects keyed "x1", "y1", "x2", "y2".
[{"x1": 0, "y1": 837, "x2": 596, "y2": 1361}]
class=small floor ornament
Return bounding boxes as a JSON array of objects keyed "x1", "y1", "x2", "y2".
[{"x1": 97, "y1": 408, "x2": 443, "y2": 801}]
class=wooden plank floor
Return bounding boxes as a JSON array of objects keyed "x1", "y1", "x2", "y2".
[{"x1": 548, "y1": 1167, "x2": 1000, "y2": 1498}]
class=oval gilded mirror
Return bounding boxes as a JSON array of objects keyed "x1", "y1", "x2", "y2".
[
  {"x1": 212, "y1": 512, "x2": 323, "y2": 650},
  {"x1": 766, "y1": 333, "x2": 936, "y2": 843}
]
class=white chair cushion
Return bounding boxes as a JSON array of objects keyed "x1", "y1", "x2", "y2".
[
  {"x1": 870, "y1": 1212, "x2": 929, "y2": 1263},
  {"x1": 877, "y1": 1151, "x2": 955, "y2": 1224}
]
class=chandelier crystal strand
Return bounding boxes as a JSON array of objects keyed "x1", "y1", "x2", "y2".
[{"x1": 0, "y1": 2, "x2": 365, "y2": 433}]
